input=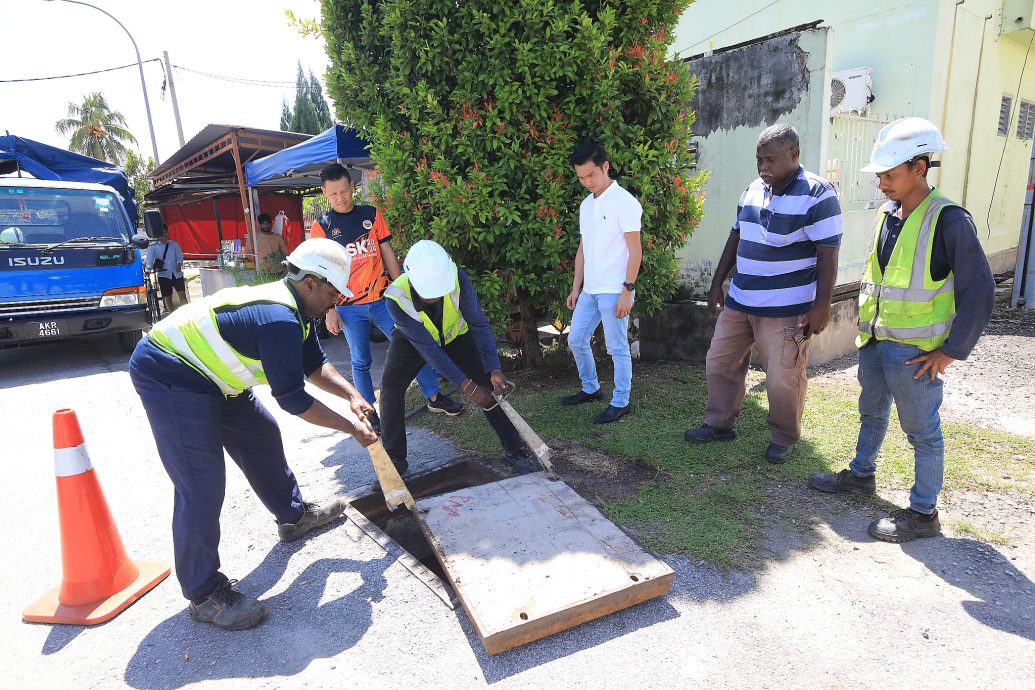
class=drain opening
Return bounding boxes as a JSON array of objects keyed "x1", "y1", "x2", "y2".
[{"x1": 349, "y1": 459, "x2": 508, "y2": 583}]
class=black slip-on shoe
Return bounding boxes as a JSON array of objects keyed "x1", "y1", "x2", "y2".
[
  {"x1": 868, "y1": 508, "x2": 941, "y2": 543},
  {"x1": 808, "y1": 469, "x2": 876, "y2": 495},
  {"x1": 593, "y1": 404, "x2": 630, "y2": 424},
  {"x1": 560, "y1": 389, "x2": 603, "y2": 406},
  {"x1": 683, "y1": 424, "x2": 736, "y2": 443},
  {"x1": 188, "y1": 580, "x2": 268, "y2": 631},
  {"x1": 277, "y1": 499, "x2": 348, "y2": 543}
]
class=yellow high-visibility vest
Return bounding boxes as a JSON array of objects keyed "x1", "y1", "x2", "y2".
[
  {"x1": 384, "y1": 267, "x2": 468, "y2": 346},
  {"x1": 857, "y1": 188, "x2": 956, "y2": 352},
  {"x1": 148, "y1": 280, "x2": 308, "y2": 396}
]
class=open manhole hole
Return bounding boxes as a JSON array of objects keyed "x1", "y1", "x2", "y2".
[{"x1": 345, "y1": 459, "x2": 508, "y2": 607}]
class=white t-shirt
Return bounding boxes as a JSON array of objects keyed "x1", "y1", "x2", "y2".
[
  {"x1": 146, "y1": 240, "x2": 184, "y2": 279},
  {"x1": 578, "y1": 181, "x2": 642, "y2": 294}
]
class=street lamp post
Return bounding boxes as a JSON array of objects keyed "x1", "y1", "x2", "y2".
[{"x1": 45, "y1": 0, "x2": 161, "y2": 164}]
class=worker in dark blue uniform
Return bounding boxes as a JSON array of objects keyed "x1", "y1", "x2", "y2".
[{"x1": 129, "y1": 238, "x2": 378, "y2": 630}]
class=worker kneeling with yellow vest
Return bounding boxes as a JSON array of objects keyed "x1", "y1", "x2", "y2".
[
  {"x1": 129, "y1": 238, "x2": 379, "y2": 630},
  {"x1": 379, "y1": 240, "x2": 539, "y2": 476},
  {"x1": 809, "y1": 118, "x2": 995, "y2": 542}
]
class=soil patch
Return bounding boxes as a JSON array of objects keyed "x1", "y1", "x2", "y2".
[{"x1": 541, "y1": 436, "x2": 666, "y2": 503}]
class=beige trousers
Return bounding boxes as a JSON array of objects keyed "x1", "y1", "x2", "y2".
[{"x1": 703, "y1": 307, "x2": 810, "y2": 447}]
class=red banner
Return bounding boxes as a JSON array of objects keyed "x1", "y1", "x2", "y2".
[{"x1": 160, "y1": 193, "x2": 304, "y2": 259}]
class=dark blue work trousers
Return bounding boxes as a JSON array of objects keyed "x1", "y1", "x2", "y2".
[{"x1": 130, "y1": 362, "x2": 305, "y2": 601}]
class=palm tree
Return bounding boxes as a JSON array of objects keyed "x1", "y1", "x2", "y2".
[{"x1": 55, "y1": 92, "x2": 138, "y2": 164}]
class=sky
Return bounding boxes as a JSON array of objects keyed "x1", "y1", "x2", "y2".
[{"x1": 0, "y1": 0, "x2": 331, "y2": 165}]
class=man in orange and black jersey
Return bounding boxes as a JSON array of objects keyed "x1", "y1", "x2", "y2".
[{"x1": 315, "y1": 164, "x2": 462, "y2": 428}]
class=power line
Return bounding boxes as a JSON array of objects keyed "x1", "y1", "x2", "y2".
[
  {"x1": 674, "y1": 0, "x2": 784, "y2": 58},
  {"x1": 172, "y1": 64, "x2": 302, "y2": 88},
  {"x1": 0, "y1": 58, "x2": 162, "y2": 83}
]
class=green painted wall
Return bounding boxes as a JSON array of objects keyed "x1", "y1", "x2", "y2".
[{"x1": 674, "y1": 0, "x2": 1035, "y2": 283}]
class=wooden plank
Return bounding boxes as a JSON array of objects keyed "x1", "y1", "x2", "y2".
[{"x1": 416, "y1": 473, "x2": 673, "y2": 655}]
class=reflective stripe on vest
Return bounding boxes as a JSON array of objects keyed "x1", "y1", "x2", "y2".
[
  {"x1": 148, "y1": 280, "x2": 307, "y2": 396},
  {"x1": 856, "y1": 189, "x2": 956, "y2": 352},
  {"x1": 384, "y1": 267, "x2": 468, "y2": 345}
]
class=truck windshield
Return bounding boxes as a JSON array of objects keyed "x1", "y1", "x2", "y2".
[{"x1": 0, "y1": 186, "x2": 131, "y2": 247}]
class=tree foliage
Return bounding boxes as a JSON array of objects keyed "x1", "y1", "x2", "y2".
[
  {"x1": 280, "y1": 62, "x2": 335, "y2": 134},
  {"x1": 321, "y1": 0, "x2": 706, "y2": 365},
  {"x1": 123, "y1": 150, "x2": 155, "y2": 220},
  {"x1": 55, "y1": 92, "x2": 138, "y2": 165}
]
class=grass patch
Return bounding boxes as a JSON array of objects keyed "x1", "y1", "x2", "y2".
[
  {"x1": 407, "y1": 356, "x2": 1035, "y2": 566},
  {"x1": 952, "y1": 520, "x2": 1014, "y2": 546}
]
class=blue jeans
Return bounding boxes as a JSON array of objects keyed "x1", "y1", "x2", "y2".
[
  {"x1": 850, "y1": 340, "x2": 945, "y2": 514},
  {"x1": 337, "y1": 299, "x2": 438, "y2": 404},
  {"x1": 567, "y1": 291, "x2": 632, "y2": 408}
]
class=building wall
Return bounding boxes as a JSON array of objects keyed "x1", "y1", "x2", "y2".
[
  {"x1": 674, "y1": 0, "x2": 1035, "y2": 280},
  {"x1": 680, "y1": 28, "x2": 832, "y2": 287}
]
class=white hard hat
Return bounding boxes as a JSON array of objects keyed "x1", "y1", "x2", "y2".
[
  {"x1": 284, "y1": 238, "x2": 353, "y2": 298},
  {"x1": 0, "y1": 227, "x2": 26, "y2": 243},
  {"x1": 861, "y1": 117, "x2": 947, "y2": 173},
  {"x1": 403, "y1": 240, "x2": 456, "y2": 298}
]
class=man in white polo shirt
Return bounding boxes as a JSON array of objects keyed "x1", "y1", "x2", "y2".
[
  {"x1": 561, "y1": 142, "x2": 643, "y2": 424},
  {"x1": 684, "y1": 124, "x2": 842, "y2": 463}
]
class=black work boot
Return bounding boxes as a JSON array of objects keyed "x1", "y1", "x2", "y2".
[
  {"x1": 808, "y1": 469, "x2": 877, "y2": 495},
  {"x1": 764, "y1": 442, "x2": 795, "y2": 464},
  {"x1": 277, "y1": 499, "x2": 348, "y2": 543},
  {"x1": 188, "y1": 580, "x2": 268, "y2": 630},
  {"x1": 683, "y1": 424, "x2": 736, "y2": 443},
  {"x1": 868, "y1": 508, "x2": 941, "y2": 543}
]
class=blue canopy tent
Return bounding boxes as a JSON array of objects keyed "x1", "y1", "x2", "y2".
[
  {"x1": 0, "y1": 134, "x2": 138, "y2": 222},
  {"x1": 244, "y1": 124, "x2": 372, "y2": 189}
]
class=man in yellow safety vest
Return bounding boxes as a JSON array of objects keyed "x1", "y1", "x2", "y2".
[
  {"x1": 130, "y1": 238, "x2": 378, "y2": 630},
  {"x1": 378, "y1": 240, "x2": 538, "y2": 476},
  {"x1": 809, "y1": 118, "x2": 995, "y2": 542}
]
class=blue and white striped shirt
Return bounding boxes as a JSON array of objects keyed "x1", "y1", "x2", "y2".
[{"x1": 726, "y1": 167, "x2": 842, "y2": 317}]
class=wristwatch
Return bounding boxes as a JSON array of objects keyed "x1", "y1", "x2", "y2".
[{"x1": 622, "y1": 281, "x2": 636, "y2": 292}]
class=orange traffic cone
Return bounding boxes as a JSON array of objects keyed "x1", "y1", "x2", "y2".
[{"x1": 22, "y1": 409, "x2": 170, "y2": 625}]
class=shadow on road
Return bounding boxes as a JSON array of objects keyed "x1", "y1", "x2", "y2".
[
  {"x1": 817, "y1": 500, "x2": 1035, "y2": 641},
  {"x1": 121, "y1": 543, "x2": 392, "y2": 690}
]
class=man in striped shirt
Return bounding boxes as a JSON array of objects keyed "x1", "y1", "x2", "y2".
[{"x1": 684, "y1": 124, "x2": 842, "y2": 463}]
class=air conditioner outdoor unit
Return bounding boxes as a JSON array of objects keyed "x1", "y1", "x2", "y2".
[{"x1": 830, "y1": 67, "x2": 874, "y2": 117}]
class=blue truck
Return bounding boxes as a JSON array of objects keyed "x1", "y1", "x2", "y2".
[{"x1": 0, "y1": 136, "x2": 154, "y2": 351}]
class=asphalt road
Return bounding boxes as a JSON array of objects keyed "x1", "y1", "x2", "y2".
[{"x1": 1, "y1": 332, "x2": 1033, "y2": 690}]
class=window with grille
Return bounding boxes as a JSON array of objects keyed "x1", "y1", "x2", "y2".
[
  {"x1": 1017, "y1": 100, "x2": 1035, "y2": 139},
  {"x1": 999, "y1": 95, "x2": 1014, "y2": 136}
]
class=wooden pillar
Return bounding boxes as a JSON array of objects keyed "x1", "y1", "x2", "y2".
[{"x1": 229, "y1": 131, "x2": 254, "y2": 261}]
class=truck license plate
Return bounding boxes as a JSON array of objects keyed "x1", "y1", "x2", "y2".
[{"x1": 34, "y1": 321, "x2": 62, "y2": 338}]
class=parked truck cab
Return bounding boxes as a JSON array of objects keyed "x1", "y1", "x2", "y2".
[{"x1": 0, "y1": 178, "x2": 150, "y2": 351}]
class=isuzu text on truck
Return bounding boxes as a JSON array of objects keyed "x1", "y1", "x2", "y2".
[{"x1": 0, "y1": 177, "x2": 150, "y2": 351}]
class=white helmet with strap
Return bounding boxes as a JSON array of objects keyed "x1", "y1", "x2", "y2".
[
  {"x1": 861, "y1": 117, "x2": 947, "y2": 173},
  {"x1": 284, "y1": 238, "x2": 353, "y2": 298},
  {"x1": 403, "y1": 240, "x2": 457, "y2": 298}
]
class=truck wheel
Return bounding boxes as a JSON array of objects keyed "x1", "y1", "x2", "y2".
[{"x1": 117, "y1": 329, "x2": 143, "y2": 353}]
